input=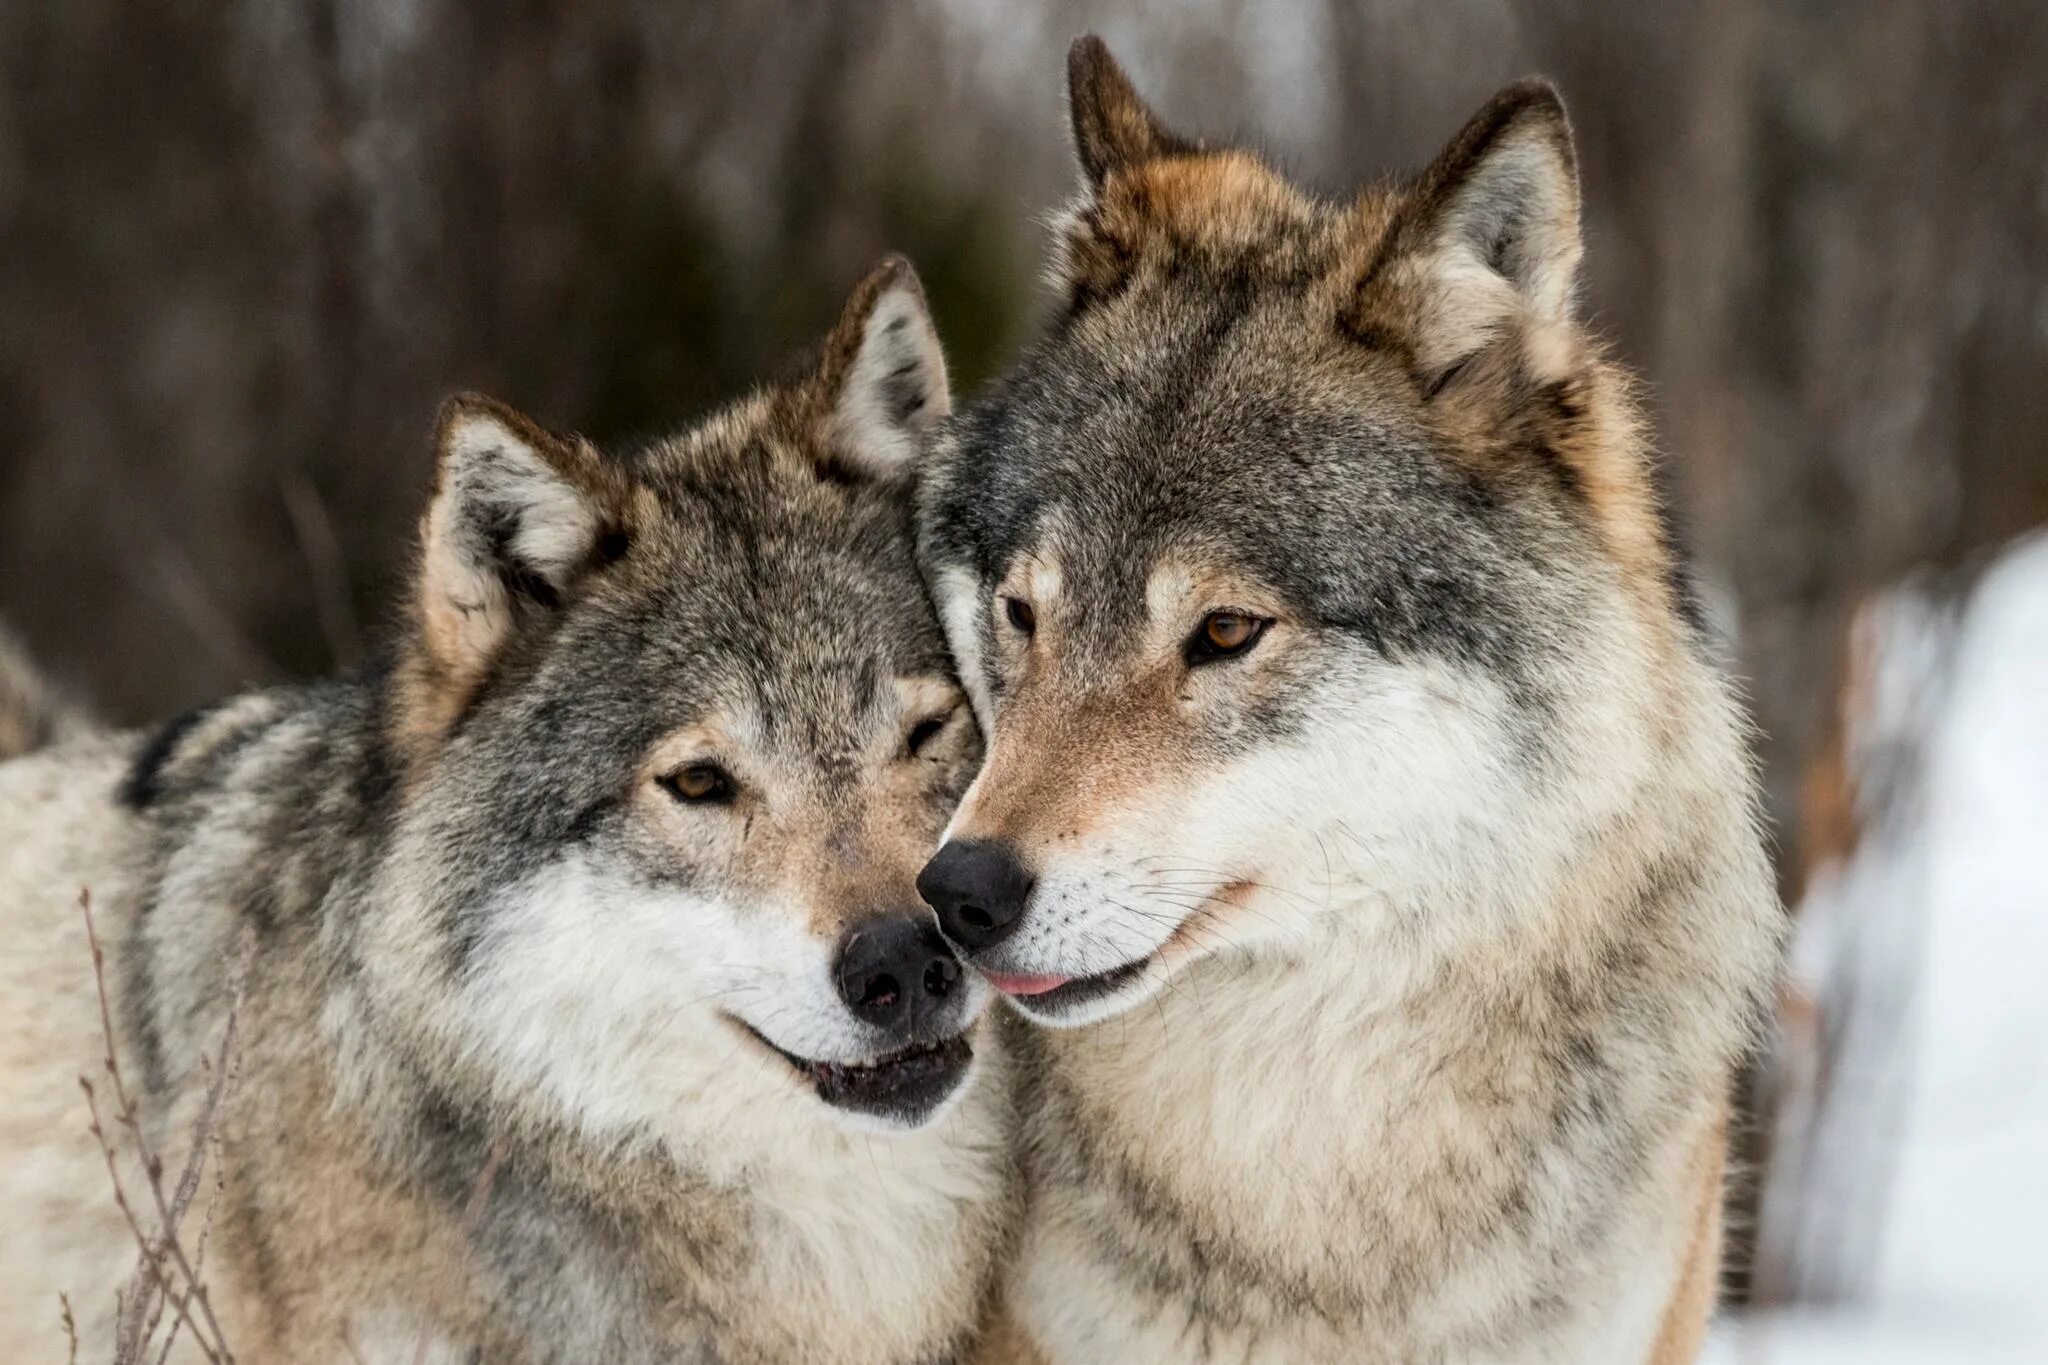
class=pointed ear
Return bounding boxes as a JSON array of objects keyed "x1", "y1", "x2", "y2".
[
  {"x1": 815, "y1": 256, "x2": 950, "y2": 480},
  {"x1": 416, "y1": 395, "x2": 623, "y2": 704},
  {"x1": 1067, "y1": 35, "x2": 1189, "y2": 190},
  {"x1": 1358, "y1": 79, "x2": 1582, "y2": 384}
]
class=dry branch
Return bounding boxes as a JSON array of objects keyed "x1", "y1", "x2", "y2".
[{"x1": 78, "y1": 888, "x2": 251, "y2": 1365}]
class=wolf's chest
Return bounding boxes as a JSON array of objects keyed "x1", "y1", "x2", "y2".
[
  {"x1": 663, "y1": 1090, "x2": 1015, "y2": 1364},
  {"x1": 1011, "y1": 964, "x2": 1678, "y2": 1363}
]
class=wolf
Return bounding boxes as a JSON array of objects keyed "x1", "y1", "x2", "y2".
[
  {"x1": 0, "y1": 258, "x2": 1017, "y2": 1363},
  {"x1": 915, "y1": 39, "x2": 1785, "y2": 1365}
]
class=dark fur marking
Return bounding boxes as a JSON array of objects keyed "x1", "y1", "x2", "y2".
[
  {"x1": 1654, "y1": 506, "x2": 1711, "y2": 640},
  {"x1": 241, "y1": 880, "x2": 283, "y2": 939},
  {"x1": 119, "y1": 700, "x2": 220, "y2": 808},
  {"x1": 413, "y1": 1085, "x2": 500, "y2": 1209},
  {"x1": 496, "y1": 557, "x2": 561, "y2": 611},
  {"x1": 881, "y1": 358, "x2": 933, "y2": 426},
  {"x1": 1522, "y1": 434, "x2": 1585, "y2": 503},
  {"x1": 481, "y1": 503, "x2": 563, "y2": 611},
  {"x1": 349, "y1": 690, "x2": 402, "y2": 837},
  {"x1": 223, "y1": 1172, "x2": 285, "y2": 1336},
  {"x1": 1344, "y1": 320, "x2": 1411, "y2": 364},
  {"x1": 425, "y1": 757, "x2": 531, "y2": 974},
  {"x1": 1423, "y1": 354, "x2": 1473, "y2": 401},
  {"x1": 562, "y1": 793, "x2": 615, "y2": 843},
  {"x1": 117, "y1": 902, "x2": 170, "y2": 1093},
  {"x1": 812, "y1": 452, "x2": 867, "y2": 487}
]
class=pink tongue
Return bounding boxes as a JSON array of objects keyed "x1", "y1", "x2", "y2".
[{"x1": 984, "y1": 971, "x2": 1071, "y2": 997}]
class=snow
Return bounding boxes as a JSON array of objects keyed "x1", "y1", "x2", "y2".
[{"x1": 1711, "y1": 532, "x2": 2048, "y2": 1361}]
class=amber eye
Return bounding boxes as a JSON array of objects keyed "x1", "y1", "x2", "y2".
[
  {"x1": 660, "y1": 762, "x2": 735, "y2": 804},
  {"x1": 1185, "y1": 611, "x2": 1268, "y2": 665},
  {"x1": 1003, "y1": 596, "x2": 1036, "y2": 635}
]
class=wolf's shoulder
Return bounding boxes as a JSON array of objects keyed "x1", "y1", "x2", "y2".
[
  {"x1": 0, "y1": 727, "x2": 141, "y2": 822},
  {"x1": 114, "y1": 669, "x2": 386, "y2": 818}
]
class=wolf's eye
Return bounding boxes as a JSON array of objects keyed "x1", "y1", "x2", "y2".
[
  {"x1": 660, "y1": 762, "x2": 735, "y2": 804},
  {"x1": 905, "y1": 710, "x2": 953, "y2": 759},
  {"x1": 1186, "y1": 612, "x2": 1267, "y2": 665},
  {"x1": 1003, "y1": 596, "x2": 1036, "y2": 635}
]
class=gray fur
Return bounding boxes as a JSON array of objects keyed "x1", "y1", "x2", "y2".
[
  {"x1": 917, "y1": 41, "x2": 1783, "y2": 1365},
  {"x1": 0, "y1": 262, "x2": 1016, "y2": 1364}
]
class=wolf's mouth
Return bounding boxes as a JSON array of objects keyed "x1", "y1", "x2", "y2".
[
  {"x1": 731, "y1": 1020, "x2": 974, "y2": 1125},
  {"x1": 986, "y1": 956, "x2": 1151, "y2": 1019},
  {"x1": 980, "y1": 882, "x2": 1256, "y2": 1023}
]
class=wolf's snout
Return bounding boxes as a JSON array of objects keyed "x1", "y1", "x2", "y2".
[
  {"x1": 918, "y1": 840, "x2": 1034, "y2": 952},
  {"x1": 833, "y1": 915, "x2": 962, "y2": 1032}
]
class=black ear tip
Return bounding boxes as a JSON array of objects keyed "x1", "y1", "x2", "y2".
[
  {"x1": 1068, "y1": 34, "x2": 1112, "y2": 88},
  {"x1": 1505, "y1": 75, "x2": 1565, "y2": 106},
  {"x1": 1495, "y1": 76, "x2": 1572, "y2": 140},
  {"x1": 1068, "y1": 34, "x2": 1138, "y2": 113},
  {"x1": 437, "y1": 390, "x2": 500, "y2": 424},
  {"x1": 1435, "y1": 76, "x2": 1576, "y2": 190}
]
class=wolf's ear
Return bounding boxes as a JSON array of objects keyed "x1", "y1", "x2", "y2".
[
  {"x1": 814, "y1": 256, "x2": 950, "y2": 480},
  {"x1": 416, "y1": 395, "x2": 622, "y2": 703},
  {"x1": 1067, "y1": 35, "x2": 1187, "y2": 190},
  {"x1": 1355, "y1": 79, "x2": 1581, "y2": 384}
]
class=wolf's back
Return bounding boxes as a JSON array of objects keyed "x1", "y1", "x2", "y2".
[{"x1": 0, "y1": 623, "x2": 87, "y2": 759}]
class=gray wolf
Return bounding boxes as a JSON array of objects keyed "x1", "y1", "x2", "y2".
[
  {"x1": 916, "y1": 38, "x2": 1784, "y2": 1365},
  {"x1": 0, "y1": 258, "x2": 1016, "y2": 1363}
]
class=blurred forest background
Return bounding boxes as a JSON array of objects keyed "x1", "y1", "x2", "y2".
[{"x1": 2, "y1": 1, "x2": 2045, "y2": 1353}]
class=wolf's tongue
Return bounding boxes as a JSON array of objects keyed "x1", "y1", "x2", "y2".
[{"x1": 983, "y1": 971, "x2": 1071, "y2": 997}]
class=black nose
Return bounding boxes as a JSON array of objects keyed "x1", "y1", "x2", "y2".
[
  {"x1": 917, "y1": 839, "x2": 1034, "y2": 952},
  {"x1": 833, "y1": 914, "x2": 962, "y2": 1032}
]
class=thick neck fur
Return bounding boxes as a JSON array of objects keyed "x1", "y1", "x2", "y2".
[
  {"x1": 1009, "y1": 651, "x2": 1780, "y2": 1364},
  {"x1": 113, "y1": 665, "x2": 1011, "y2": 1364}
]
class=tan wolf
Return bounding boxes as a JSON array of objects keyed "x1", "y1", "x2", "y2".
[
  {"x1": 915, "y1": 39, "x2": 1785, "y2": 1365},
  {"x1": 0, "y1": 259, "x2": 1016, "y2": 1363}
]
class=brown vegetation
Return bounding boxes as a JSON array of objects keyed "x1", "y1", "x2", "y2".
[{"x1": 77, "y1": 890, "x2": 247, "y2": 1364}]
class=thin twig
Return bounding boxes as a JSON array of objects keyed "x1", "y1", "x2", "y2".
[
  {"x1": 139, "y1": 1001, "x2": 243, "y2": 1358},
  {"x1": 77, "y1": 887, "x2": 245, "y2": 1364},
  {"x1": 155, "y1": 1090, "x2": 236, "y2": 1365},
  {"x1": 80, "y1": 1078, "x2": 224, "y2": 1362},
  {"x1": 86, "y1": 887, "x2": 234, "y2": 1355}
]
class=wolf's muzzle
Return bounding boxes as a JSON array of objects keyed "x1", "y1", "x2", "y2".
[
  {"x1": 833, "y1": 914, "x2": 963, "y2": 1037},
  {"x1": 917, "y1": 839, "x2": 1035, "y2": 952}
]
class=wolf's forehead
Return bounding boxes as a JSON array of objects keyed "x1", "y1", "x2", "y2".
[
  {"x1": 606, "y1": 628, "x2": 906, "y2": 775},
  {"x1": 974, "y1": 379, "x2": 1398, "y2": 581},
  {"x1": 646, "y1": 568, "x2": 938, "y2": 703},
  {"x1": 570, "y1": 471, "x2": 943, "y2": 752},
  {"x1": 722, "y1": 670, "x2": 877, "y2": 785}
]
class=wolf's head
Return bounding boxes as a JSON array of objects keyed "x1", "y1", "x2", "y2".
[
  {"x1": 917, "y1": 41, "x2": 1714, "y2": 1026},
  {"x1": 365, "y1": 259, "x2": 989, "y2": 1137}
]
